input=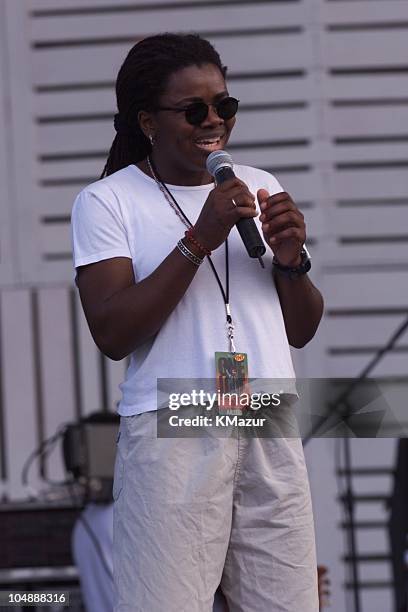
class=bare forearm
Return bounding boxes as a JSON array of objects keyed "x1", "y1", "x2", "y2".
[
  {"x1": 257, "y1": 187, "x2": 323, "y2": 346},
  {"x1": 100, "y1": 246, "x2": 201, "y2": 360},
  {"x1": 273, "y1": 271, "x2": 324, "y2": 348}
]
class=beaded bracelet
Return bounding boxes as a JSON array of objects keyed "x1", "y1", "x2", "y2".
[
  {"x1": 184, "y1": 227, "x2": 212, "y2": 257},
  {"x1": 176, "y1": 239, "x2": 204, "y2": 267}
]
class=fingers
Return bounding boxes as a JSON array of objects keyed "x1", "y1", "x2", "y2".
[
  {"x1": 258, "y1": 191, "x2": 305, "y2": 243},
  {"x1": 226, "y1": 204, "x2": 259, "y2": 224},
  {"x1": 260, "y1": 194, "x2": 304, "y2": 223},
  {"x1": 196, "y1": 179, "x2": 258, "y2": 250},
  {"x1": 266, "y1": 226, "x2": 304, "y2": 246},
  {"x1": 231, "y1": 193, "x2": 257, "y2": 209},
  {"x1": 257, "y1": 188, "x2": 270, "y2": 206},
  {"x1": 263, "y1": 191, "x2": 292, "y2": 205},
  {"x1": 261, "y1": 202, "x2": 304, "y2": 222},
  {"x1": 218, "y1": 178, "x2": 256, "y2": 209},
  {"x1": 217, "y1": 177, "x2": 247, "y2": 194},
  {"x1": 262, "y1": 210, "x2": 305, "y2": 237}
]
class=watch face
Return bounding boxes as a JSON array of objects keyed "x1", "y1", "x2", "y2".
[
  {"x1": 290, "y1": 257, "x2": 311, "y2": 279},
  {"x1": 302, "y1": 245, "x2": 311, "y2": 260},
  {"x1": 300, "y1": 248, "x2": 310, "y2": 263},
  {"x1": 273, "y1": 248, "x2": 311, "y2": 279}
]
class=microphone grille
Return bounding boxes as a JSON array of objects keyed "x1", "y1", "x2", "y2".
[{"x1": 206, "y1": 150, "x2": 233, "y2": 177}]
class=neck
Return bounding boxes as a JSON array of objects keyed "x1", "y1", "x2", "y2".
[{"x1": 140, "y1": 155, "x2": 213, "y2": 187}]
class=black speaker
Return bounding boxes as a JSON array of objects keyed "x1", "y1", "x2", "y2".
[{"x1": 62, "y1": 411, "x2": 119, "y2": 502}]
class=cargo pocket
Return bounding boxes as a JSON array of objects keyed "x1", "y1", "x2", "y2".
[
  {"x1": 112, "y1": 430, "x2": 125, "y2": 502},
  {"x1": 124, "y1": 411, "x2": 157, "y2": 439}
]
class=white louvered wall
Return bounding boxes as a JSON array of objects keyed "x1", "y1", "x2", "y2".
[
  {"x1": 320, "y1": 1, "x2": 408, "y2": 382},
  {"x1": 0, "y1": 1, "x2": 407, "y2": 610}
]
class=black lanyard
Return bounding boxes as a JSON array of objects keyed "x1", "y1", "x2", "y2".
[
  {"x1": 148, "y1": 159, "x2": 236, "y2": 351},
  {"x1": 158, "y1": 178, "x2": 231, "y2": 323}
]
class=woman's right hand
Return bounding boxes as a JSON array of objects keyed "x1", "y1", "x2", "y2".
[
  {"x1": 193, "y1": 178, "x2": 258, "y2": 252},
  {"x1": 75, "y1": 180, "x2": 258, "y2": 361}
]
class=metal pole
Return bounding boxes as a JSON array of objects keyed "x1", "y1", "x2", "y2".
[{"x1": 343, "y1": 433, "x2": 361, "y2": 612}]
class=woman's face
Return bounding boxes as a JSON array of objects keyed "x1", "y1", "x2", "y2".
[{"x1": 139, "y1": 63, "x2": 236, "y2": 185}]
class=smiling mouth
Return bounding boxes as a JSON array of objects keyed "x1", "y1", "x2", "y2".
[{"x1": 194, "y1": 137, "x2": 223, "y2": 152}]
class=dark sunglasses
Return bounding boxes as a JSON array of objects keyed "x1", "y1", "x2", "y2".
[{"x1": 155, "y1": 96, "x2": 239, "y2": 126}]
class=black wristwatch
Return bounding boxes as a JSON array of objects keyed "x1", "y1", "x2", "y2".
[{"x1": 272, "y1": 247, "x2": 311, "y2": 280}]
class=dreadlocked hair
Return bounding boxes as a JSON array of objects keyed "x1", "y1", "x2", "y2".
[{"x1": 100, "y1": 33, "x2": 227, "y2": 178}]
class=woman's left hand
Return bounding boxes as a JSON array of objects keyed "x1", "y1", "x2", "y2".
[{"x1": 257, "y1": 189, "x2": 306, "y2": 267}]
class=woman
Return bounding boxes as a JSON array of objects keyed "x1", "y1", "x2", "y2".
[{"x1": 71, "y1": 33, "x2": 323, "y2": 612}]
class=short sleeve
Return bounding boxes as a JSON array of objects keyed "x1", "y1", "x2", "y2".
[
  {"x1": 268, "y1": 174, "x2": 284, "y2": 195},
  {"x1": 261, "y1": 170, "x2": 284, "y2": 196},
  {"x1": 235, "y1": 165, "x2": 284, "y2": 199},
  {"x1": 71, "y1": 187, "x2": 132, "y2": 272}
]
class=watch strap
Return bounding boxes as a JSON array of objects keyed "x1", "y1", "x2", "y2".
[{"x1": 272, "y1": 248, "x2": 311, "y2": 279}]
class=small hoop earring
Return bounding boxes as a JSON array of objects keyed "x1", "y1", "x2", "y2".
[{"x1": 149, "y1": 134, "x2": 155, "y2": 146}]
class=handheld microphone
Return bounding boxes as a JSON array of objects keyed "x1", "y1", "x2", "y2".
[{"x1": 206, "y1": 150, "x2": 266, "y2": 268}]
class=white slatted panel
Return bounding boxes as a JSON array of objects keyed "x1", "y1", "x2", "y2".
[
  {"x1": 325, "y1": 32, "x2": 407, "y2": 68},
  {"x1": 75, "y1": 289, "x2": 103, "y2": 416},
  {"x1": 319, "y1": 4, "x2": 407, "y2": 599},
  {"x1": 3, "y1": 0, "x2": 42, "y2": 285},
  {"x1": 0, "y1": 1, "x2": 19, "y2": 285},
  {"x1": 326, "y1": 73, "x2": 408, "y2": 100},
  {"x1": 0, "y1": 290, "x2": 40, "y2": 499},
  {"x1": 323, "y1": 271, "x2": 408, "y2": 377},
  {"x1": 36, "y1": 108, "x2": 316, "y2": 155},
  {"x1": 2, "y1": 0, "x2": 319, "y2": 283},
  {"x1": 16, "y1": 0, "x2": 406, "y2": 283},
  {"x1": 324, "y1": 315, "x2": 408, "y2": 347},
  {"x1": 34, "y1": 75, "x2": 315, "y2": 116},
  {"x1": 32, "y1": 35, "x2": 311, "y2": 86},
  {"x1": 322, "y1": 0, "x2": 408, "y2": 24},
  {"x1": 318, "y1": 0, "x2": 408, "y2": 394},
  {"x1": 325, "y1": 272, "x2": 408, "y2": 309},
  {"x1": 37, "y1": 287, "x2": 76, "y2": 481},
  {"x1": 29, "y1": 0, "x2": 225, "y2": 8},
  {"x1": 30, "y1": 4, "x2": 308, "y2": 41},
  {"x1": 6, "y1": 0, "x2": 403, "y2": 283}
]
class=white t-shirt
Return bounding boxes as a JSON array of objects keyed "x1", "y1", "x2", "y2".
[{"x1": 71, "y1": 163, "x2": 296, "y2": 415}]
